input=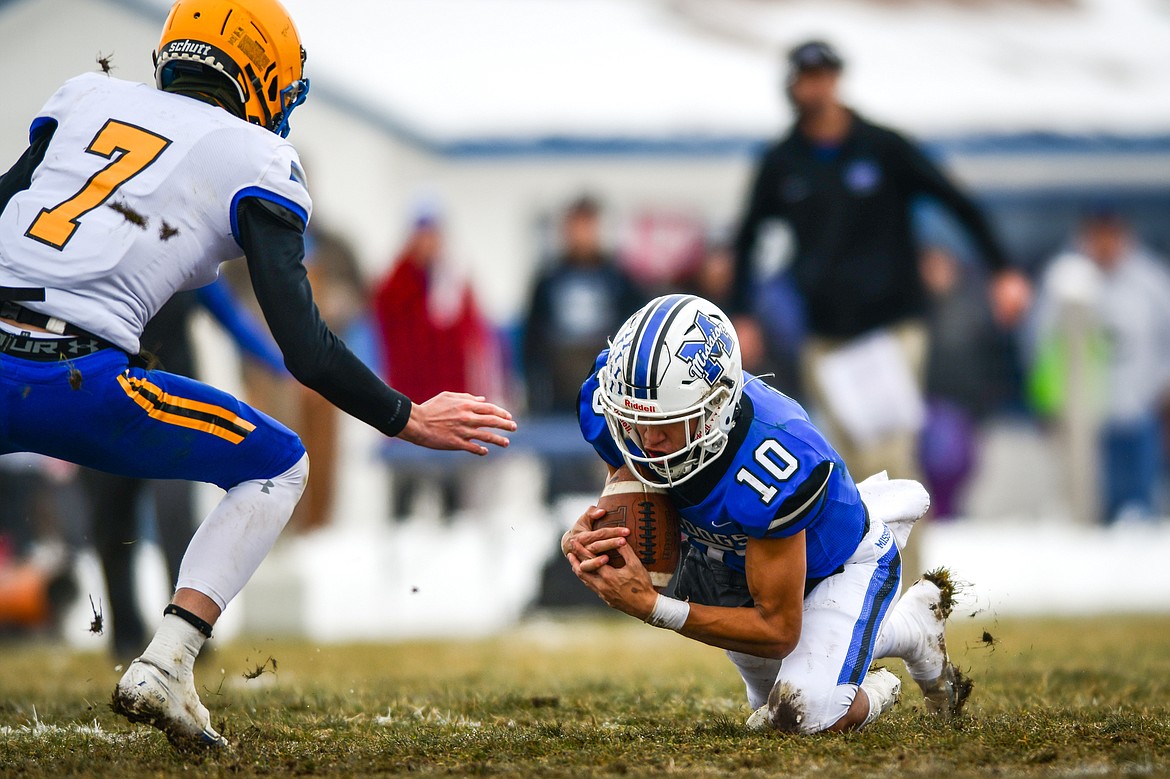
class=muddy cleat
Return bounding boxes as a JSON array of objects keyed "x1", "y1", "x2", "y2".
[
  {"x1": 918, "y1": 662, "x2": 974, "y2": 720},
  {"x1": 112, "y1": 658, "x2": 228, "y2": 750},
  {"x1": 895, "y1": 567, "x2": 973, "y2": 719}
]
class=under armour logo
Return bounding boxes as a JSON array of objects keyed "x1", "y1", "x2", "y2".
[
  {"x1": 67, "y1": 339, "x2": 100, "y2": 356},
  {"x1": 674, "y1": 312, "x2": 733, "y2": 386},
  {"x1": 260, "y1": 480, "x2": 274, "y2": 494}
]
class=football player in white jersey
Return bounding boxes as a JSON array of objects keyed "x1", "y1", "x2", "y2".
[
  {"x1": 563, "y1": 295, "x2": 970, "y2": 733},
  {"x1": 0, "y1": 0, "x2": 515, "y2": 750}
]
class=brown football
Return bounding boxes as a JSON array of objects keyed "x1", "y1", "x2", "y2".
[{"x1": 594, "y1": 466, "x2": 682, "y2": 592}]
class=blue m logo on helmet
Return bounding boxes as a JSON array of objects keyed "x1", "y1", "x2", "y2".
[{"x1": 676, "y1": 312, "x2": 733, "y2": 386}]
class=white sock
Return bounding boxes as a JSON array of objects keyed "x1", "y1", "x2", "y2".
[
  {"x1": 175, "y1": 453, "x2": 308, "y2": 611},
  {"x1": 874, "y1": 597, "x2": 943, "y2": 682},
  {"x1": 874, "y1": 605, "x2": 917, "y2": 663},
  {"x1": 139, "y1": 614, "x2": 206, "y2": 676},
  {"x1": 859, "y1": 669, "x2": 901, "y2": 727}
]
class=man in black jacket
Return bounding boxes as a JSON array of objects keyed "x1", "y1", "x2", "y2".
[{"x1": 731, "y1": 40, "x2": 1030, "y2": 483}]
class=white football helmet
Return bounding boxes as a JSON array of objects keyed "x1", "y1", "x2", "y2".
[{"x1": 597, "y1": 294, "x2": 744, "y2": 487}]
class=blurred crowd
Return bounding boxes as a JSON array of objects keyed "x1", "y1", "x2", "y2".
[
  {"x1": 4, "y1": 40, "x2": 1170, "y2": 645},
  {"x1": 6, "y1": 186, "x2": 1167, "y2": 640}
]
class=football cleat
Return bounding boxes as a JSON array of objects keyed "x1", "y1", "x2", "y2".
[
  {"x1": 112, "y1": 658, "x2": 228, "y2": 750},
  {"x1": 918, "y1": 661, "x2": 974, "y2": 720},
  {"x1": 897, "y1": 568, "x2": 973, "y2": 719},
  {"x1": 745, "y1": 703, "x2": 770, "y2": 732}
]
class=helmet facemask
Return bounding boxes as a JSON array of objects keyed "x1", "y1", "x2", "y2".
[
  {"x1": 598, "y1": 367, "x2": 737, "y2": 489},
  {"x1": 273, "y1": 63, "x2": 310, "y2": 138},
  {"x1": 596, "y1": 294, "x2": 745, "y2": 489}
]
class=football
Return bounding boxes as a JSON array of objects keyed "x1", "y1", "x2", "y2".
[{"x1": 594, "y1": 466, "x2": 682, "y2": 591}]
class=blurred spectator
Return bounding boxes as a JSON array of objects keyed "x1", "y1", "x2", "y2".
[
  {"x1": 689, "y1": 241, "x2": 736, "y2": 308},
  {"x1": 619, "y1": 208, "x2": 706, "y2": 296},
  {"x1": 0, "y1": 454, "x2": 80, "y2": 637},
  {"x1": 684, "y1": 241, "x2": 776, "y2": 378},
  {"x1": 918, "y1": 246, "x2": 1018, "y2": 518},
  {"x1": 730, "y1": 39, "x2": 1030, "y2": 484},
  {"x1": 373, "y1": 210, "x2": 503, "y2": 517},
  {"x1": 524, "y1": 195, "x2": 643, "y2": 415},
  {"x1": 80, "y1": 279, "x2": 284, "y2": 659},
  {"x1": 523, "y1": 195, "x2": 642, "y2": 500},
  {"x1": 1028, "y1": 209, "x2": 1170, "y2": 523}
]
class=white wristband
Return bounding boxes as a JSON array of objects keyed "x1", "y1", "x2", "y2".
[{"x1": 645, "y1": 594, "x2": 690, "y2": 631}]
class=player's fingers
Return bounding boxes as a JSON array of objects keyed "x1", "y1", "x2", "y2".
[
  {"x1": 612, "y1": 542, "x2": 645, "y2": 570},
  {"x1": 569, "y1": 538, "x2": 595, "y2": 561},
  {"x1": 449, "y1": 436, "x2": 489, "y2": 456},
  {"x1": 467, "y1": 401, "x2": 515, "y2": 422},
  {"x1": 578, "y1": 553, "x2": 609, "y2": 574},
  {"x1": 576, "y1": 527, "x2": 630, "y2": 546},
  {"x1": 468, "y1": 428, "x2": 511, "y2": 449},
  {"x1": 584, "y1": 536, "x2": 626, "y2": 556},
  {"x1": 464, "y1": 411, "x2": 516, "y2": 432},
  {"x1": 568, "y1": 552, "x2": 599, "y2": 580}
]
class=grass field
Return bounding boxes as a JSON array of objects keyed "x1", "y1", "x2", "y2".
[{"x1": 2, "y1": 613, "x2": 1168, "y2": 777}]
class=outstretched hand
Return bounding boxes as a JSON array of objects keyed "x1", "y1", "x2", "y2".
[{"x1": 397, "y1": 392, "x2": 516, "y2": 455}]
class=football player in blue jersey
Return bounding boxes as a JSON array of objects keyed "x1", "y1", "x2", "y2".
[{"x1": 563, "y1": 294, "x2": 970, "y2": 733}]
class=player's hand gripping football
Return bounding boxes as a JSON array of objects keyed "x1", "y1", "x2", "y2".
[
  {"x1": 561, "y1": 506, "x2": 630, "y2": 561},
  {"x1": 569, "y1": 539, "x2": 658, "y2": 620},
  {"x1": 397, "y1": 392, "x2": 516, "y2": 455}
]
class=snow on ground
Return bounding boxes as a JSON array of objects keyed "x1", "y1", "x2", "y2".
[{"x1": 61, "y1": 493, "x2": 1170, "y2": 648}]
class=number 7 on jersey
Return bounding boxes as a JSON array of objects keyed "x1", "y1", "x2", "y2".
[{"x1": 25, "y1": 119, "x2": 171, "y2": 250}]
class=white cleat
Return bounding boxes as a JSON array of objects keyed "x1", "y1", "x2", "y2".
[
  {"x1": 898, "y1": 568, "x2": 972, "y2": 720},
  {"x1": 112, "y1": 658, "x2": 228, "y2": 750},
  {"x1": 746, "y1": 704, "x2": 770, "y2": 732}
]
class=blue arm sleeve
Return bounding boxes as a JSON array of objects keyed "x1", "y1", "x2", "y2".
[{"x1": 197, "y1": 278, "x2": 287, "y2": 374}]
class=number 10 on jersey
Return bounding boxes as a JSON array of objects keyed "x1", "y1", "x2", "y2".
[{"x1": 736, "y1": 439, "x2": 798, "y2": 504}]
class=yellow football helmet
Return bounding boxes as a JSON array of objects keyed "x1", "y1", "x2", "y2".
[{"x1": 155, "y1": 0, "x2": 309, "y2": 137}]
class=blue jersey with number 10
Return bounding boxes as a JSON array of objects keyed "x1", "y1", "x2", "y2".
[{"x1": 579, "y1": 350, "x2": 868, "y2": 579}]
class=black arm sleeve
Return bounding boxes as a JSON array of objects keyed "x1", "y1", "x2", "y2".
[
  {"x1": 894, "y1": 133, "x2": 1009, "y2": 272},
  {"x1": 236, "y1": 197, "x2": 412, "y2": 437},
  {"x1": 730, "y1": 148, "x2": 784, "y2": 314},
  {"x1": 0, "y1": 121, "x2": 56, "y2": 216}
]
